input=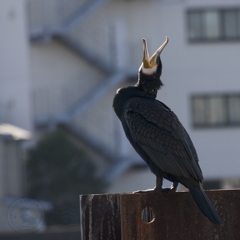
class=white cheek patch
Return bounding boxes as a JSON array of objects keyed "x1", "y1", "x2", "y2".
[
  {"x1": 139, "y1": 63, "x2": 157, "y2": 75},
  {"x1": 116, "y1": 88, "x2": 121, "y2": 94}
]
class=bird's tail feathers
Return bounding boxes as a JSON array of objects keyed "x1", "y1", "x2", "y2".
[{"x1": 189, "y1": 188, "x2": 223, "y2": 225}]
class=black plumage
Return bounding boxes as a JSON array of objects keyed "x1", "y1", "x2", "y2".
[{"x1": 113, "y1": 37, "x2": 223, "y2": 224}]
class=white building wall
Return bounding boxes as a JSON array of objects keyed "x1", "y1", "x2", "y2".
[
  {"x1": 0, "y1": 0, "x2": 33, "y2": 232},
  {"x1": 158, "y1": 0, "x2": 240, "y2": 180},
  {"x1": 0, "y1": 0, "x2": 32, "y2": 131},
  {"x1": 30, "y1": 41, "x2": 106, "y2": 120},
  {"x1": 26, "y1": 0, "x2": 240, "y2": 190}
]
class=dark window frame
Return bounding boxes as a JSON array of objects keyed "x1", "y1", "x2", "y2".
[
  {"x1": 191, "y1": 93, "x2": 240, "y2": 128},
  {"x1": 187, "y1": 7, "x2": 240, "y2": 43}
]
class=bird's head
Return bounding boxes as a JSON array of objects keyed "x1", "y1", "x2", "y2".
[{"x1": 136, "y1": 37, "x2": 169, "y2": 96}]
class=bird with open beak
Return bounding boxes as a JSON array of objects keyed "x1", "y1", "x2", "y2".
[
  {"x1": 135, "y1": 37, "x2": 168, "y2": 98},
  {"x1": 113, "y1": 37, "x2": 223, "y2": 225}
]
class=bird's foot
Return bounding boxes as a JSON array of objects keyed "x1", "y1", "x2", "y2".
[
  {"x1": 161, "y1": 182, "x2": 178, "y2": 194},
  {"x1": 161, "y1": 187, "x2": 176, "y2": 194}
]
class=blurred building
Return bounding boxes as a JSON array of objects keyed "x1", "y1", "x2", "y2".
[
  {"x1": 1, "y1": 0, "x2": 240, "y2": 233},
  {"x1": 0, "y1": 0, "x2": 38, "y2": 232}
]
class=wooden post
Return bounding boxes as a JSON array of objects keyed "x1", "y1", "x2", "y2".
[{"x1": 80, "y1": 190, "x2": 240, "y2": 239}]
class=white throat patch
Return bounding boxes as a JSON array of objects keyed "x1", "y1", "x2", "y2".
[{"x1": 139, "y1": 63, "x2": 157, "y2": 75}]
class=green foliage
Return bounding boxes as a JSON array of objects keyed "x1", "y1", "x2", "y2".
[{"x1": 26, "y1": 130, "x2": 106, "y2": 225}]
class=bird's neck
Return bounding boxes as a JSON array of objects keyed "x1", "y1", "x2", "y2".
[{"x1": 136, "y1": 71, "x2": 163, "y2": 97}]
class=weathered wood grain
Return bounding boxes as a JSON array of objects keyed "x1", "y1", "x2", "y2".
[
  {"x1": 80, "y1": 190, "x2": 240, "y2": 240},
  {"x1": 80, "y1": 194, "x2": 121, "y2": 240}
]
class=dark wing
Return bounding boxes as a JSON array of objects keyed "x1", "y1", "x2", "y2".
[{"x1": 124, "y1": 97, "x2": 203, "y2": 181}]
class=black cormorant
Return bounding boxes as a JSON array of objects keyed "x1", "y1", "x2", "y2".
[{"x1": 113, "y1": 37, "x2": 223, "y2": 224}]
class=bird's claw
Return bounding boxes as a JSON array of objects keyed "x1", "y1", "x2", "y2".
[{"x1": 161, "y1": 187, "x2": 176, "y2": 194}]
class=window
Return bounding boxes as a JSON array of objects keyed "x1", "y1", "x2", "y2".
[
  {"x1": 187, "y1": 8, "x2": 240, "y2": 42},
  {"x1": 204, "y1": 11, "x2": 221, "y2": 39},
  {"x1": 191, "y1": 93, "x2": 240, "y2": 127}
]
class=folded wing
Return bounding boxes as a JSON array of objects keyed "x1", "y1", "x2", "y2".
[{"x1": 124, "y1": 97, "x2": 203, "y2": 182}]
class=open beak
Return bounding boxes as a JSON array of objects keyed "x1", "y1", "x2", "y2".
[{"x1": 142, "y1": 37, "x2": 169, "y2": 68}]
